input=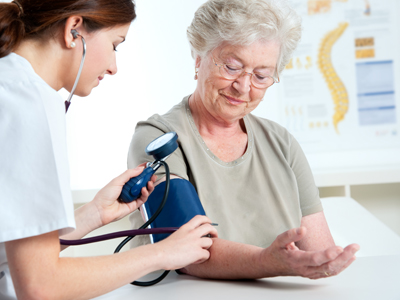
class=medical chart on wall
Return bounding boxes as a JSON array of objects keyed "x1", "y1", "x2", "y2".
[{"x1": 256, "y1": 0, "x2": 400, "y2": 156}]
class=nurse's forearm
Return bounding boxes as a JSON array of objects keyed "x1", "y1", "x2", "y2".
[
  {"x1": 6, "y1": 231, "x2": 168, "y2": 300},
  {"x1": 59, "y1": 202, "x2": 102, "y2": 250},
  {"x1": 180, "y1": 238, "x2": 276, "y2": 279}
]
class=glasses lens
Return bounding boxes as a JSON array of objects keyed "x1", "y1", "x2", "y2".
[
  {"x1": 215, "y1": 58, "x2": 277, "y2": 89},
  {"x1": 252, "y1": 75, "x2": 275, "y2": 88},
  {"x1": 219, "y1": 64, "x2": 242, "y2": 80}
]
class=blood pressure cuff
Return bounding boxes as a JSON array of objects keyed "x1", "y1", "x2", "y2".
[{"x1": 142, "y1": 178, "x2": 205, "y2": 243}]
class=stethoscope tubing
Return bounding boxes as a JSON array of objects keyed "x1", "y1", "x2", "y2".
[
  {"x1": 65, "y1": 34, "x2": 86, "y2": 112},
  {"x1": 60, "y1": 227, "x2": 178, "y2": 246}
]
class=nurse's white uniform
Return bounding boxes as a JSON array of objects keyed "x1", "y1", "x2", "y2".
[{"x1": 0, "y1": 53, "x2": 76, "y2": 299}]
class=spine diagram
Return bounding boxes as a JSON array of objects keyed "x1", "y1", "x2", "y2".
[{"x1": 317, "y1": 22, "x2": 349, "y2": 134}]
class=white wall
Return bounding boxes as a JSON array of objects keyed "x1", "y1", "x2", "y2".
[
  {"x1": 64, "y1": 0, "x2": 400, "y2": 192},
  {"x1": 64, "y1": 0, "x2": 209, "y2": 190},
  {"x1": 61, "y1": 0, "x2": 400, "y2": 236}
]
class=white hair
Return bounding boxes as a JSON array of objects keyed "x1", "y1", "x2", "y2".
[{"x1": 187, "y1": 0, "x2": 302, "y2": 74}]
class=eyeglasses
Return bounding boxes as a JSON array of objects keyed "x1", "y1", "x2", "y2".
[{"x1": 212, "y1": 56, "x2": 279, "y2": 89}]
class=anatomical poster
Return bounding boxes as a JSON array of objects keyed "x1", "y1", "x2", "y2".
[{"x1": 268, "y1": 0, "x2": 400, "y2": 154}]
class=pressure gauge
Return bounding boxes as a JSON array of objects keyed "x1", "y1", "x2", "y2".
[
  {"x1": 119, "y1": 132, "x2": 179, "y2": 203},
  {"x1": 145, "y1": 132, "x2": 178, "y2": 161}
]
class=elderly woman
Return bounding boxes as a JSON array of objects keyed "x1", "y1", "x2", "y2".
[{"x1": 128, "y1": 0, "x2": 359, "y2": 279}]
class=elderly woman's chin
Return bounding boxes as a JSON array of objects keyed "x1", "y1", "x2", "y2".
[
  {"x1": 206, "y1": 99, "x2": 256, "y2": 124},
  {"x1": 216, "y1": 90, "x2": 263, "y2": 118}
]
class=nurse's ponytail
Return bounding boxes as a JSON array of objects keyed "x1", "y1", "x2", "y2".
[
  {"x1": 0, "y1": 2, "x2": 26, "y2": 58},
  {"x1": 0, "y1": 0, "x2": 136, "y2": 59}
]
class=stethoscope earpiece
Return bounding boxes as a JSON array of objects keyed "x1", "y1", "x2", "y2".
[{"x1": 71, "y1": 29, "x2": 79, "y2": 39}]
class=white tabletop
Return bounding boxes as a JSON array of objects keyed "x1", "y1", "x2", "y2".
[
  {"x1": 321, "y1": 197, "x2": 400, "y2": 257},
  {"x1": 94, "y1": 255, "x2": 400, "y2": 300}
]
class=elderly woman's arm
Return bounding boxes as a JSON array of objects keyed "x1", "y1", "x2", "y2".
[
  {"x1": 180, "y1": 214, "x2": 360, "y2": 280},
  {"x1": 296, "y1": 211, "x2": 336, "y2": 251},
  {"x1": 150, "y1": 174, "x2": 359, "y2": 279}
]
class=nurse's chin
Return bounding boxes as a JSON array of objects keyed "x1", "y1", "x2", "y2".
[{"x1": 74, "y1": 88, "x2": 94, "y2": 98}]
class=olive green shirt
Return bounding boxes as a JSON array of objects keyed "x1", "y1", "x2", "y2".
[{"x1": 128, "y1": 96, "x2": 322, "y2": 248}]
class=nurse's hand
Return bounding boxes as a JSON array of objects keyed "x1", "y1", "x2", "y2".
[
  {"x1": 60, "y1": 165, "x2": 155, "y2": 247},
  {"x1": 92, "y1": 164, "x2": 156, "y2": 226},
  {"x1": 154, "y1": 215, "x2": 218, "y2": 271}
]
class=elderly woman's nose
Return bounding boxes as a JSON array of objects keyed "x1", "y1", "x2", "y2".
[{"x1": 233, "y1": 73, "x2": 252, "y2": 94}]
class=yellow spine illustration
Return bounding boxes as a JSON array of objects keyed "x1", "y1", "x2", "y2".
[{"x1": 317, "y1": 22, "x2": 349, "y2": 133}]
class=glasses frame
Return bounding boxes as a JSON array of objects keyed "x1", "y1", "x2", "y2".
[{"x1": 212, "y1": 56, "x2": 280, "y2": 89}]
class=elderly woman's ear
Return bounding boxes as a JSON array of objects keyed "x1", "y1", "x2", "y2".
[
  {"x1": 195, "y1": 56, "x2": 202, "y2": 68},
  {"x1": 194, "y1": 56, "x2": 201, "y2": 80}
]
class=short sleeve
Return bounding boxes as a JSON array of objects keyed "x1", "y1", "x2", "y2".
[
  {"x1": 127, "y1": 117, "x2": 189, "y2": 180},
  {"x1": 289, "y1": 135, "x2": 323, "y2": 216},
  {"x1": 127, "y1": 120, "x2": 166, "y2": 169},
  {"x1": 0, "y1": 76, "x2": 75, "y2": 242}
]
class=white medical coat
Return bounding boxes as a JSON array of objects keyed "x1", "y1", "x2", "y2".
[{"x1": 0, "y1": 53, "x2": 76, "y2": 299}]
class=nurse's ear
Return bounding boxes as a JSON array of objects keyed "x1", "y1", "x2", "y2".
[{"x1": 63, "y1": 16, "x2": 84, "y2": 49}]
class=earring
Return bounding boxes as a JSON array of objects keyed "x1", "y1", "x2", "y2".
[
  {"x1": 194, "y1": 68, "x2": 198, "y2": 80},
  {"x1": 70, "y1": 41, "x2": 76, "y2": 48}
]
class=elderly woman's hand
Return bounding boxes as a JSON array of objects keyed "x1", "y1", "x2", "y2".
[{"x1": 261, "y1": 227, "x2": 360, "y2": 279}]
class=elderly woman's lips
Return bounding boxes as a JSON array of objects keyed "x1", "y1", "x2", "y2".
[{"x1": 224, "y1": 95, "x2": 246, "y2": 105}]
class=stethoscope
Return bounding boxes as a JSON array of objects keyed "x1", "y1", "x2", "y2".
[{"x1": 64, "y1": 29, "x2": 86, "y2": 113}]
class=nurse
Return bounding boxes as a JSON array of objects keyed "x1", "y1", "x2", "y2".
[{"x1": 0, "y1": 1, "x2": 217, "y2": 299}]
